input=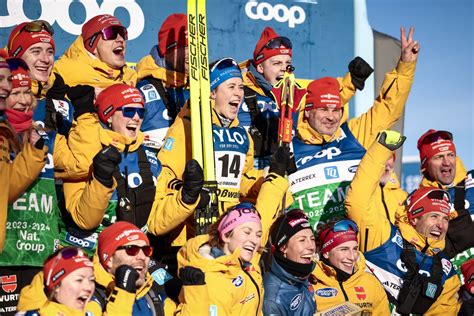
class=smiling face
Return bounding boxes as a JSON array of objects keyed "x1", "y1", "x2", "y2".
[
  {"x1": 6, "y1": 86, "x2": 33, "y2": 112},
  {"x1": 107, "y1": 239, "x2": 150, "y2": 287},
  {"x1": 256, "y1": 54, "x2": 292, "y2": 85},
  {"x1": 108, "y1": 103, "x2": 143, "y2": 140},
  {"x1": 426, "y1": 151, "x2": 456, "y2": 185},
  {"x1": 53, "y1": 267, "x2": 95, "y2": 311},
  {"x1": 21, "y1": 43, "x2": 54, "y2": 82},
  {"x1": 305, "y1": 107, "x2": 343, "y2": 136},
  {"x1": 281, "y1": 228, "x2": 316, "y2": 264},
  {"x1": 94, "y1": 34, "x2": 126, "y2": 69},
  {"x1": 222, "y1": 221, "x2": 262, "y2": 262},
  {"x1": 410, "y1": 212, "x2": 449, "y2": 241},
  {"x1": 211, "y1": 77, "x2": 244, "y2": 121},
  {"x1": 323, "y1": 240, "x2": 359, "y2": 275},
  {"x1": 0, "y1": 68, "x2": 12, "y2": 110}
]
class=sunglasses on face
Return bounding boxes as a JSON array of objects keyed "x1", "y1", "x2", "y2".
[
  {"x1": 116, "y1": 245, "x2": 153, "y2": 257},
  {"x1": 100, "y1": 26, "x2": 128, "y2": 41},
  {"x1": 256, "y1": 36, "x2": 292, "y2": 57},
  {"x1": 45, "y1": 247, "x2": 87, "y2": 287},
  {"x1": 6, "y1": 58, "x2": 29, "y2": 71},
  {"x1": 121, "y1": 107, "x2": 145, "y2": 119}
]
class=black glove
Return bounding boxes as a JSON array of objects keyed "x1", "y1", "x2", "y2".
[
  {"x1": 92, "y1": 146, "x2": 122, "y2": 188},
  {"x1": 46, "y1": 73, "x2": 68, "y2": 100},
  {"x1": 115, "y1": 265, "x2": 139, "y2": 293},
  {"x1": 181, "y1": 159, "x2": 204, "y2": 205},
  {"x1": 67, "y1": 85, "x2": 96, "y2": 120},
  {"x1": 45, "y1": 73, "x2": 69, "y2": 131},
  {"x1": 269, "y1": 146, "x2": 291, "y2": 177},
  {"x1": 348, "y1": 56, "x2": 374, "y2": 91},
  {"x1": 179, "y1": 266, "x2": 205, "y2": 285},
  {"x1": 378, "y1": 130, "x2": 406, "y2": 151}
]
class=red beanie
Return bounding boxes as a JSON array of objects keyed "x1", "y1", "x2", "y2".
[
  {"x1": 417, "y1": 129, "x2": 456, "y2": 170},
  {"x1": 406, "y1": 186, "x2": 451, "y2": 221},
  {"x1": 82, "y1": 14, "x2": 124, "y2": 53},
  {"x1": 43, "y1": 247, "x2": 93, "y2": 293},
  {"x1": 95, "y1": 84, "x2": 144, "y2": 124},
  {"x1": 253, "y1": 27, "x2": 292, "y2": 66},
  {"x1": 7, "y1": 22, "x2": 55, "y2": 58},
  {"x1": 305, "y1": 77, "x2": 341, "y2": 111},
  {"x1": 7, "y1": 58, "x2": 31, "y2": 89},
  {"x1": 158, "y1": 14, "x2": 188, "y2": 57},
  {"x1": 461, "y1": 259, "x2": 474, "y2": 293},
  {"x1": 98, "y1": 221, "x2": 149, "y2": 268}
]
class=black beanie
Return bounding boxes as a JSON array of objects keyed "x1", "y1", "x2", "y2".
[{"x1": 270, "y1": 209, "x2": 312, "y2": 250}]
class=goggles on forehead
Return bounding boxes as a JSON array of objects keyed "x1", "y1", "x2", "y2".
[
  {"x1": 320, "y1": 219, "x2": 359, "y2": 243},
  {"x1": 257, "y1": 36, "x2": 292, "y2": 57},
  {"x1": 211, "y1": 57, "x2": 239, "y2": 72},
  {"x1": 6, "y1": 58, "x2": 29, "y2": 71},
  {"x1": 420, "y1": 130, "x2": 453, "y2": 145},
  {"x1": 121, "y1": 107, "x2": 145, "y2": 119},
  {"x1": 99, "y1": 25, "x2": 128, "y2": 41},
  {"x1": 45, "y1": 247, "x2": 87, "y2": 287},
  {"x1": 116, "y1": 245, "x2": 153, "y2": 257},
  {"x1": 21, "y1": 20, "x2": 54, "y2": 35}
]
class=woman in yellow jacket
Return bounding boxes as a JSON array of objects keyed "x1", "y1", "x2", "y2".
[
  {"x1": 313, "y1": 218, "x2": 389, "y2": 314},
  {"x1": 17, "y1": 247, "x2": 101, "y2": 315}
]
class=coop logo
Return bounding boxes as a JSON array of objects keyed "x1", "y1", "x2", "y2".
[
  {"x1": 245, "y1": 1, "x2": 306, "y2": 28},
  {"x1": 1, "y1": 0, "x2": 145, "y2": 40}
]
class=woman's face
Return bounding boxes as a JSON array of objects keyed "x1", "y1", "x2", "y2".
[
  {"x1": 211, "y1": 77, "x2": 244, "y2": 121},
  {"x1": 281, "y1": 228, "x2": 316, "y2": 264},
  {"x1": 323, "y1": 240, "x2": 359, "y2": 275},
  {"x1": 223, "y1": 221, "x2": 262, "y2": 262},
  {"x1": 54, "y1": 267, "x2": 95, "y2": 311},
  {"x1": 6, "y1": 86, "x2": 33, "y2": 112}
]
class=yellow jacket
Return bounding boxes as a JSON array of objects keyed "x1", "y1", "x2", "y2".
[
  {"x1": 297, "y1": 60, "x2": 416, "y2": 148},
  {"x1": 0, "y1": 121, "x2": 48, "y2": 251},
  {"x1": 136, "y1": 54, "x2": 187, "y2": 88},
  {"x1": 345, "y1": 140, "x2": 461, "y2": 315},
  {"x1": 53, "y1": 36, "x2": 137, "y2": 88},
  {"x1": 376, "y1": 171, "x2": 407, "y2": 224},
  {"x1": 313, "y1": 253, "x2": 390, "y2": 315},
  {"x1": 17, "y1": 271, "x2": 103, "y2": 315}
]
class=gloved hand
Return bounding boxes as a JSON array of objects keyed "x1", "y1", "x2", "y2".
[
  {"x1": 269, "y1": 146, "x2": 291, "y2": 177},
  {"x1": 378, "y1": 130, "x2": 406, "y2": 151},
  {"x1": 348, "y1": 57, "x2": 374, "y2": 90},
  {"x1": 46, "y1": 73, "x2": 68, "y2": 100},
  {"x1": 181, "y1": 159, "x2": 204, "y2": 205},
  {"x1": 179, "y1": 266, "x2": 205, "y2": 285},
  {"x1": 92, "y1": 146, "x2": 122, "y2": 188},
  {"x1": 115, "y1": 265, "x2": 139, "y2": 293},
  {"x1": 67, "y1": 85, "x2": 96, "y2": 120},
  {"x1": 45, "y1": 73, "x2": 69, "y2": 131}
]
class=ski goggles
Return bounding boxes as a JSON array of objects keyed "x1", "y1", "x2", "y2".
[
  {"x1": 256, "y1": 36, "x2": 292, "y2": 56},
  {"x1": 319, "y1": 219, "x2": 359, "y2": 252},
  {"x1": 99, "y1": 25, "x2": 128, "y2": 41},
  {"x1": 419, "y1": 130, "x2": 453, "y2": 145},
  {"x1": 45, "y1": 247, "x2": 89, "y2": 288},
  {"x1": 19, "y1": 20, "x2": 54, "y2": 36},
  {"x1": 121, "y1": 106, "x2": 145, "y2": 119},
  {"x1": 116, "y1": 245, "x2": 154, "y2": 257},
  {"x1": 210, "y1": 57, "x2": 242, "y2": 91},
  {"x1": 6, "y1": 58, "x2": 29, "y2": 71}
]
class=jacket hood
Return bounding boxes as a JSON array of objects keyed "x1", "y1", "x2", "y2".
[
  {"x1": 53, "y1": 36, "x2": 137, "y2": 88},
  {"x1": 239, "y1": 59, "x2": 268, "y2": 97},
  {"x1": 100, "y1": 125, "x2": 144, "y2": 152},
  {"x1": 136, "y1": 47, "x2": 187, "y2": 87},
  {"x1": 92, "y1": 252, "x2": 153, "y2": 299},
  {"x1": 314, "y1": 251, "x2": 367, "y2": 287},
  {"x1": 177, "y1": 234, "x2": 244, "y2": 275}
]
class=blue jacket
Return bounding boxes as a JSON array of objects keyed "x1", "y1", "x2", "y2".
[{"x1": 263, "y1": 258, "x2": 316, "y2": 316}]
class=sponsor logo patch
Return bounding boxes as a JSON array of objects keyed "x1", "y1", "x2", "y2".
[
  {"x1": 324, "y1": 166, "x2": 339, "y2": 179},
  {"x1": 315, "y1": 287, "x2": 338, "y2": 297},
  {"x1": 232, "y1": 275, "x2": 244, "y2": 287},
  {"x1": 163, "y1": 137, "x2": 174, "y2": 150},
  {"x1": 290, "y1": 293, "x2": 303, "y2": 310}
]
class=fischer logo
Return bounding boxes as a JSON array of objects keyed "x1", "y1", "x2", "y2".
[
  {"x1": 2, "y1": 0, "x2": 145, "y2": 40},
  {"x1": 245, "y1": 1, "x2": 306, "y2": 28}
]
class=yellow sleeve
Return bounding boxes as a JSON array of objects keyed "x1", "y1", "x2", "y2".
[
  {"x1": 239, "y1": 132, "x2": 264, "y2": 199},
  {"x1": 8, "y1": 141, "x2": 47, "y2": 202},
  {"x1": 103, "y1": 286, "x2": 136, "y2": 315},
  {"x1": 371, "y1": 278, "x2": 390, "y2": 315},
  {"x1": 175, "y1": 285, "x2": 209, "y2": 316},
  {"x1": 337, "y1": 71, "x2": 357, "y2": 105},
  {"x1": 147, "y1": 166, "x2": 199, "y2": 235},
  {"x1": 63, "y1": 175, "x2": 115, "y2": 230},
  {"x1": 345, "y1": 140, "x2": 393, "y2": 252},
  {"x1": 348, "y1": 61, "x2": 416, "y2": 148},
  {"x1": 53, "y1": 133, "x2": 90, "y2": 179},
  {"x1": 425, "y1": 274, "x2": 461, "y2": 315}
]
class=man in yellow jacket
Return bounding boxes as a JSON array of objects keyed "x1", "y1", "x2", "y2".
[
  {"x1": 345, "y1": 130, "x2": 461, "y2": 315},
  {"x1": 289, "y1": 27, "x2": 419, "y2": 230}
]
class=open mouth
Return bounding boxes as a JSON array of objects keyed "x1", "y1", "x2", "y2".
[
  {"x1": 242, "y1": 245, "x2": 255, "y2": 253},
  {"x1": 77, "y1": 294, "x2": 89, "y2": 307},
  {"x1": 429, "y1": 230, "x2": 442, "y2": 239},
  {"x1": 301, "y1": 254, "x2": 314, "y2": 264},
  {"x1": 113, "y1": 46, "x2": 125, "y2": 56}
]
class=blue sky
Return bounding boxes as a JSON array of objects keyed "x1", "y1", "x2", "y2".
[{"x1": 366, "y1": 0, "x2": 473, "y2": 168}]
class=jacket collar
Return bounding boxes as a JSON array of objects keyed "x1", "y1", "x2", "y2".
[
  {"x1": 270, "y1": 257, "x2": 309, "y2": 285},
  {"x1": 136, "y1": 48, "x2": 187, "y2": 87}
]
